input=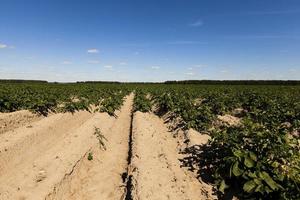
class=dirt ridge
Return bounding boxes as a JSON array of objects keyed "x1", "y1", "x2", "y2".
[
  {"x1": 130, "y1": 111, "x2": 215, "y2": 200},
  {"x1": 44, "y1": 94, "x2": 134, "y2": 200},
  {"x1": 45, "y1": 149, "x2": 92, "y2": 199}
]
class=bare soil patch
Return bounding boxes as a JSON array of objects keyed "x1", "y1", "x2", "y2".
[
  {"x1": 130, "y1": 112, "x2": 216, "y2": 200},
  {"x1": 0, "y1": 110, "x2": 44, "y2": 134}
]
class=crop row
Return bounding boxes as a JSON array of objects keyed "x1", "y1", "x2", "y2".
[
  {"x1": 0, "y1": 83, "x2": 130, "y2": 116},
  {"x1": 134, "y1": 85, "x2": 300, "y2": 200}
]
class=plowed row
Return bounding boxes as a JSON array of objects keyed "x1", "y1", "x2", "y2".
[{"x1": 0, "y1": 94, "x2": 214, "y2": 200}]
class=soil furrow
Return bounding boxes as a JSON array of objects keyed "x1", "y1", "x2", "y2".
[
  {"x1": 45, "y1": 149, "x2": 91, "y2": 199},
  {"x1": 0, "y1": 110, "x2": 114, "y2": 200},
  {"x1": 0, "y1": 111, "x2": 92, "y2": 174},
  {"x1": 130, "y1": 111, "x2": 215, "y2": 200},
  {"x1": 123, "y1": 109, "x2": 134, "y2": 200},
  {"x1": 46, "y1": 94, "x2": 134, "y2": 200}
]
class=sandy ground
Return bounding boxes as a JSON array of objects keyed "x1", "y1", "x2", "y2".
[
  {"x1": 46, "y1": 94, "x2": 134, "y2": 200},
  {"x1": 0, "y1": 110, "x2": 44, "y2": 134},
  {"x1": 0, "y1": 95, "x2": 133, "y2": 200},
  {"x1": 0, "y1": 110, "x2": 100, "y2": 199},
  {"x1": 130, "y1": 112, "x2": 215, "y2": 200},
  {"x1": 0, "y1": 94, "x2": 215, "y2": 200}
]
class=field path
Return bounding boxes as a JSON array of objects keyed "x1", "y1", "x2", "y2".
[{"x1": 130, "y1": 112, "x2": 215, "y2": 200}]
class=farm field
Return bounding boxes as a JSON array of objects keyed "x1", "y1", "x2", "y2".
[
  {"x1": 0, "y1": 82, "x2": 300, "y2": 200},
  {"x1": 2, "y1": 0, "x2": 300, "y2": 199}
]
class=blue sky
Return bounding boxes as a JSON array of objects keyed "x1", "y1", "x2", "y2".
[{"x1": 0, "y1": 0, "x2": 299, "y2": 82}]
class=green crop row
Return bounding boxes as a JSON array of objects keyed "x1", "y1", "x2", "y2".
[
  {"x1": 0, "y1": 83, "x2": 130, "y2": 116},
  {"x1": 133, "y1": 84, "x2": 300, "y2": 200}
]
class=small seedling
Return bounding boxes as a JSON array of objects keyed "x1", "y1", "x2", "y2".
[
  {"x1": 87, "y1": 152, "x2": 93, "y2": 160},
  {"x1": 94, "y1": 127, "x2": 108, "y2": 150}
]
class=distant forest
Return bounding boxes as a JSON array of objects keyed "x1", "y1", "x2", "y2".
[
  {"x1": 1, "y1": 79, "x2": 300, "y2": 85},
  {"x1": 0, "y1": 79, "x2": 48, "y2": 83},
  {"x1": 164, "y1": 80, "x2": 300, "y2": 85}
]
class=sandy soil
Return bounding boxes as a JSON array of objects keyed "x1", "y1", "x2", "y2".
[
  {"x1": 0, "y1": 110, "x2": 44, "y2": 134},
  {"x1": 0, "y1": 110, "x2": 99, "y2": 199},
  {"x1": 46, "y1": 94, "x2": 134, "y2": 200},
  {"x1": 217, "y1": 114, "x2": 240, "y2": 126},
  {"x1": 0, "y1": 95, "x2": 133, "y2": 200},
  {"x1": 130, "y1": 112, "x2": 215, "y2": 200},
  {"x1": 0, "y1": 94, "x2": 215, "y2": 200}
]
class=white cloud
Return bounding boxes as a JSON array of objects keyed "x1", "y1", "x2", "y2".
[
  {"x1": 103, "y1": 65, "x2": 113, "y2": 70},
  {"x1": 220, "y1": 70, "x2": 229, "y2": 73},
  {"x1": 62, "y1": 61, "x2": 72, "y2": 65},
  {"x1": 188, "y1": 67, "x2": 193, "y2": 70},
  {"x1": 87, "y1": 48, "x2": 99, "y2": 53},
  {"x1": 0, "y1": 43, "x2": 15, "y2": 49},
  {"x1": 194, "y1": 64, "x2": 206, "y2": 68},
  {"x1": 185, "y1": 72, "x2": 195, "y2": 76},
  {"x1": 151, "y1": 66, "x2": 160, "y2": 70},
  {"x1": 167, "y1": 40, "x2": 205, "y2": 45},
  {"x1": 88, "y1": 60, "x2": 100, "y2": 64},
  {"x1": 189, "y1": 19, "x2": 203, "y2": 27},
  {"x1": 134, "y1": 51, "x2": 140, "y2": 55},
  {"x1": 288, "y1": 68, "x2": 297, "y2": 73},
  {"x1": 119, "y1": 62, "x2": 127, "y2": 65},
  {"x1": 0, "y1": 43, "x2": 8, "y2": 49}
]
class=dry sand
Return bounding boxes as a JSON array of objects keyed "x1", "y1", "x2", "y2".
[
  {"x1": 0, "y1": 94, "x2": 133, "y2": 200},
  {"x1": 46, "y1": 94, "x2": 134, "y2": 200},
  {"x1": 130, "y1": 112, "x2": 215, "y2": 200},
  {"x1": 0, "y1": 110, "x2": 44, "y2": 134}
]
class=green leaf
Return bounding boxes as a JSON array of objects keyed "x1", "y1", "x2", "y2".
[
  {"x1": 259, "y1": 171, "x2": 279, "y2": 191},
  {"x1": 264, "y1": 185, "x2": 272, "y2": 193},
  {"x1": 277, "y1": 173, "x2": 285, "y2": 181},
  {"x1": 249, "y1": 151, "x2": 257, "y2": 162},
  {"x1": 253, "y1": 178, "x2": 262, "y2": 185},
  {"x1": 248, "y1": 171, "x2": 257, "y2": 178},
  {"x1": 244, "y1": 156, "x2": 255, "y2": 168},
  {"x1": 255, "y1": 184, "x2": 264, "y2": 193},
  {"x1": 243, "y1": 180, "x2": 257, "y2": 193},
  {"x1": 232, "y1": 161, "x2": 244, "y2": 176},
  {"x1": 219, "y1": 180, "x2": 228, "y2": 194},
  {"x1": 271, "y1": 161, "x2": 280, "y2": 168},
  {"x1": 233, "y1": 149, "x2": 244, "y2": 158}
]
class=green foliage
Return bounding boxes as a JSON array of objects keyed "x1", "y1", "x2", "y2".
[
  {"x1": 140, "y1": 84, "x2": 300, "y2": 199},
  {"x1": 203, "y1": 120, "x2": 300, "y2": 199},
  {"x1": 94, "y1": 127, "x2": 107, "y2": 150},
  {"x1": 0, "y1": 82, "x2": 130, "y2": 115},
  {"x1": 87, "y1": 152, "x2": 93, "y2": 161},
  {"x1": 133, "y1": 90, "x2": 152, "y2": 112}
]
